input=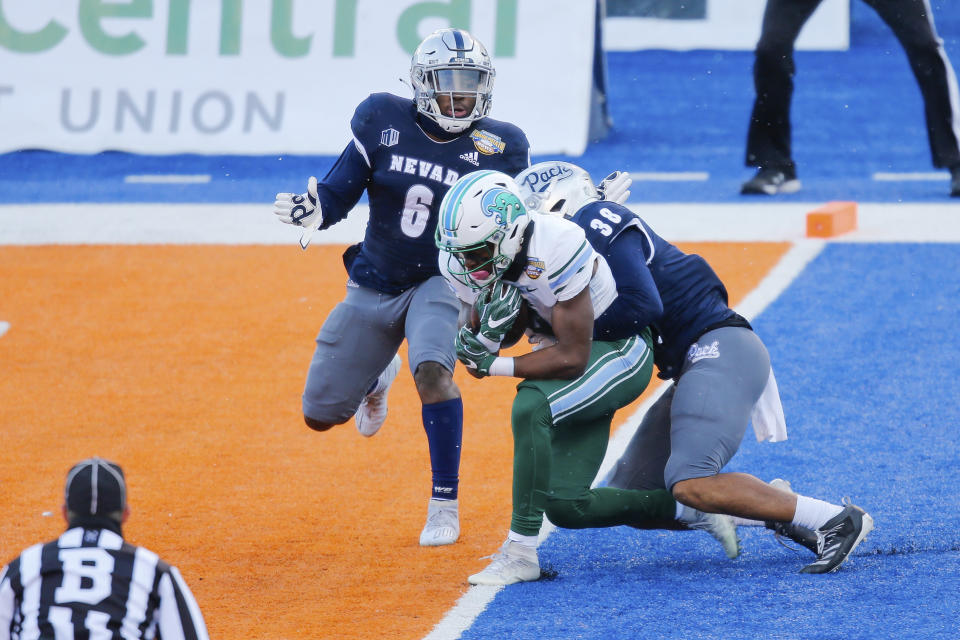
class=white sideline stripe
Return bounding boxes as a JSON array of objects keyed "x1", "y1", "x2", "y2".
[
  {"x1": 2, "y1": 203, "x2": 960, "y2": 244},
  {"x1": 873, "y1": 172, "x2": 948, "y2": 182},
  {"x1": 422, "y1": 586, "x2": 505, "y2": 640},
  {"x1": 124, "y1": 174, "x2": 211, "y2": 184},
  {"x1": 629, "y1": 172, "x2": 709, "y2": 181},
  {"x1": 734, "y1": 239, "x2": 826, "y2": 321},
  {"x1": 4, "y1": 202, "x2": 960, "y2": 245},
  {"x1": 423, "y1": 240, "x2": 827, "y2": 640},
  {"x1": 0, "y1": 321, "x2": 9, "y2": 338}
]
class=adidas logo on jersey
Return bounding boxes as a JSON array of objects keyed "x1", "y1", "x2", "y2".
[{"x1": 459, "y1": 151, "x2": 479, "y2": 166}]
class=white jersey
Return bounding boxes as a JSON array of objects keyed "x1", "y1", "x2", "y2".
[{"x1": 439, "y1": 213, "x2": 618, "y2": 329}]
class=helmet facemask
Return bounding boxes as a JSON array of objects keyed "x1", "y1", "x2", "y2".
[
  {"x1": 411, "y1": 29, "x2": 495, "y2": 134},
  {"x1": 444, "y1": 235, "x2": 511, "y2": 289}
]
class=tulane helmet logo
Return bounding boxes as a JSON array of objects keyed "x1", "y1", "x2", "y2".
[{"x1": 481, "y1": 188, "x2": 524, "y2": 227}]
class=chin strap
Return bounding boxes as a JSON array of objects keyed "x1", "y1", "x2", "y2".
[{"x1": 415, "y1": 108, "x2": 470, "y2": 140}]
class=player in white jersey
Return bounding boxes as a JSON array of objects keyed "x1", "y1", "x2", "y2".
[
  {"x1": 439, "y1": 208, "x2": 619, "y2": 337},
  {"x1": 435, "y1": 171, "x2": 740, "y2": 586}
]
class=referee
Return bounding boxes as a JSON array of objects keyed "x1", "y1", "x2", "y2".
[
  {"x1": 0, "y1": 458, "x2": 209, "y2": 640},
  {"x1": 741, "y1": 0, "x2": 960, "y2": 196}
]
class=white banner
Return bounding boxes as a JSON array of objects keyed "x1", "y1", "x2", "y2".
[
  {"x1": 605, "y1": 0, "x2": 849, "y2": 51},
  {"x1": 0, "y1": 0, "x2": 596, "y2": 155}
]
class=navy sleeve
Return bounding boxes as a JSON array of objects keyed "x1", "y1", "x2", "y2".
[
  {"x1": 315, "y1": 140, "x2": 371, "y2": 229},
  {"x1": 505, "y1": 127, "x2": 531, "y2": 175},
  {"x1": 593, "y1": 227, "x2": 664, "y2": 340}
]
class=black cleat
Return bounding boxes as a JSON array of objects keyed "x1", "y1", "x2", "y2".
[
  {"x1": 800, "y1": 503, "x2": 874, "y2": 574},
  {"x1": 741, "y1": 167, "x2": 801, "y2": 195},
  {"x1": 950, "y1": 165, "x2": 960, "y2": 197},
  {"x1": 766, "y1": 520, "x2": 819, "y2": 554}
]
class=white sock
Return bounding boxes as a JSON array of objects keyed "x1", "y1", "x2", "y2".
[
  {"x1": 730, "y1": 517, "x2": 766, "y2": 527},
  {"x1": 792, "y1": 495, "x2": 843, "y2": 530},
  {"x1": 507, "y1": 531, "x2": 539, "y2": 548},
  {"x1": 371, "y1": 371, "x2": 388, "y2": 395},
  {"x1": 680, "y1": 507, "x2": 763, "y2": 527}
]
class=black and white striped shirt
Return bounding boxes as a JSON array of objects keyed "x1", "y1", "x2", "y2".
[{"x1": 0, "y1": 527, "x2": 209, "y2": 640}]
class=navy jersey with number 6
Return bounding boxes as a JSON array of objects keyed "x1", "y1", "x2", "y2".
[
  {"x1": 313, "y1": 92, "x2": 530, "y2": 294},
  {"x1": 569, "y1": 200, "x2": 746, "y2": 380}
]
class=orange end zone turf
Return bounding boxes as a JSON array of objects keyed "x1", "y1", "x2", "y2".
[
  {"x1": 806, "y1": 201, "x2": 858, "y2": 238},
  {"x1": 0, "y1": 242, "x2": 790, "y2": 640}
]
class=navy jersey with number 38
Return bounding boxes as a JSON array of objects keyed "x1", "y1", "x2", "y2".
[
  {"x1": 569, "y1": 200, "x2": 742, "y2": 379},
  {"x1": 314, "y1": 93, "x2": 530, "y2": 294}
]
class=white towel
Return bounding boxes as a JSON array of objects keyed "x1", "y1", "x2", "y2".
[{"x1": 750, "y1": 368, "x2": 788, "y2": 443}]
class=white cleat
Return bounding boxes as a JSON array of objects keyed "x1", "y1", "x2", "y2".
[
  {"x1": 420, "y1": 498, "x2": 460, "y2": 546},
  {"x1": 355, "y1": 354, "x2": 401, "y2": 437},
  {"x1": 467, "y1": 540, "x2": 540, "y2": 586},
  {"x1": 682, "y1": 506, "x2": 741, "y2": 559}
]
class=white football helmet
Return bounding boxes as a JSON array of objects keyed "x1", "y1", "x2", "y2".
[
  {"x1": 516, "y1": 161, "x2": 600, "y2": 218},
  {"x1": 411, "y1": 28, "x2": 495, "y2": 134},
  {"x1": 435, "y1": 170, "x2": 530, "y2": 289}
]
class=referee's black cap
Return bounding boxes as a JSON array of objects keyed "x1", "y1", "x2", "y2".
[{"x1": 65, "y1": 457, "x2": 127, "y2": 517}]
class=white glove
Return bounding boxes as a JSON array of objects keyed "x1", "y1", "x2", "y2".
[
  {"x1": 597, "y1": 171, "x2": 632, "y2": 205},
  {"x1": 273, "y1": 176, "x2": 324, "y2": 249}
]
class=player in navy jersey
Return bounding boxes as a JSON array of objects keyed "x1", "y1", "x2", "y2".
[
  {"x1": 272, "y1": 28, "x2": 530, "y2": 546},
  {"x1": 0, "y1": 458, "x2": 209, "y2": 640},
  {"x1": 516, "y1": 161, "x2": 876, "y2": 574}
]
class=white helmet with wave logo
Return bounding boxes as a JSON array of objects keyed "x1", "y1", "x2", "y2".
[{"x1": 435, "y1": 170, "x2": 529, "y2": 289}]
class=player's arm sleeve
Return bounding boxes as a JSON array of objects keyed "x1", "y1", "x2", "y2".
[
  {"x1": 314, "y1": 140, "x2": 371, "y2": 230},
  {"x1": 0, "y1": 565, "x2": 15, "y2": 640},
  {"x1": 154, "y1": 567, "x2": 210, "y2": 640},
  {"x1": 593, "y1": 227, "x2": 663, "y2": 341}
]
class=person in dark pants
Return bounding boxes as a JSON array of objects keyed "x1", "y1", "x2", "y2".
[{"x1": 741, "y1": 0, "x2": 960, "y2": 196}]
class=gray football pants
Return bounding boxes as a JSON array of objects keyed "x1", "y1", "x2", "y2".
[
  {"x1": 608, "y1": 326, "x2": 771, "y2": 492},
  {"x1": 301, "y1": 276, "x2": 459, "y2": 424}
]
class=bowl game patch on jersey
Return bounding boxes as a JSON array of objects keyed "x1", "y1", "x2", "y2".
[
  {"x1": 525, "y1": 258, "x2": 545, "y2": 279},
  {"x1": 471, "y1": 129, "x2": 506, "y2": 155}
]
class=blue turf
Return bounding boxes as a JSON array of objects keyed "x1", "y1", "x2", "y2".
[{"x1": 464, "y1": 244, "x2": 960, "y2": 640}]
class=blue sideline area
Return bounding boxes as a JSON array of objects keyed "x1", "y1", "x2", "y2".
[
  {"x1": 463, "y1": 244, "x2": 960, "y2": 640},
  {"x1": 1, "y1": 3, "x2": 958, "y2": 204}
]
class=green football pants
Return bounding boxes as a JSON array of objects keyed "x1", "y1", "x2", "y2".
[{"x1": 509, "y1": 332, "x2": 677, "y2": 536}]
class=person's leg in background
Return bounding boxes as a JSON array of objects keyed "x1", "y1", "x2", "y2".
[
  {"x1": 866, "y1": 0, "x2": 960, "y2": 195},
  {"x1": 742, "y1": 0, "x2": 824, "y2": 194}
]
